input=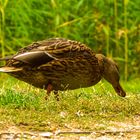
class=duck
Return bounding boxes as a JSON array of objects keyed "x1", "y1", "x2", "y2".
[{"x1": 0, "y1": 38, "x2": 126, "y2": 99}]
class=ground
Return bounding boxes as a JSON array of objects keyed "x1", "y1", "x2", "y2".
[
  {"x1": 0, "y1": 76, "x2": 140, "y2": 139},
  {"x1": 0, "y1": 117, "x2": 140, "y2": 139}
]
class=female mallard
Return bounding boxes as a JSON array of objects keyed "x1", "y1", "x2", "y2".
[{"x1": 0, "y1": 38, "x2": 126, "y2": 98}]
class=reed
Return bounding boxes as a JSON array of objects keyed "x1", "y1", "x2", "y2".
[
  {"x1": 123, "y1": 0, "x2": 128, "y2": 81},
  {"x1": 114, "y1": 0, "x2": 119, "y2": 52},
  {"x1": 0, "y1": 0, "x2": 8, "y2": 58},
  {"x1": 103, "y1": 24, "x2": 110, "y2": 56}
]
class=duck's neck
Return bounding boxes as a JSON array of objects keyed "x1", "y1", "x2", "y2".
[{"x1": 95, "y1": 54, "x2": 105, "y2": 75}]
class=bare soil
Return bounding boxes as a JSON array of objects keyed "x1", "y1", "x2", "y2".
[{"x1": 0, "y1": 116, "x2": 140, "y2": 140}]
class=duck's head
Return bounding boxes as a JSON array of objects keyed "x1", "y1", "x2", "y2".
[{"x1": 95, "y1": 54, "x2": 126, "y2": 97}]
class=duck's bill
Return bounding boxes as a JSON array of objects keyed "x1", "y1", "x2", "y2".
[
  {"x1": 114, "y1": 83, "x2": 126, "y2": 97},
  {"x1": 0, "y1": 67, "x2": 22, "y2": 72}
]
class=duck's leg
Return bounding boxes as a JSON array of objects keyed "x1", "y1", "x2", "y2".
[
  {"x1": 45, "y1": 84, "x2": 59, "y2": 100},
  {"x1": 45, "y1": 84, "x2": 53, "y2": 100}
]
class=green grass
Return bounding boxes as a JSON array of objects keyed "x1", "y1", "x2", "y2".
[{"x1": 0, "y1": 75, "x2": 140, "y2": 131}]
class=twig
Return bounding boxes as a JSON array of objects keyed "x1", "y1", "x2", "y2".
[{"x1": 55, "y1": 129, "x2": 140, "y2": 136}]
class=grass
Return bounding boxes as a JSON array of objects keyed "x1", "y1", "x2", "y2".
[{"x1": 0, "y1": 75, "x2": 140, "y2": 132}]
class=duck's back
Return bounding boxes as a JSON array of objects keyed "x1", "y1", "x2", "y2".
[{"x1": 17, "y1": 38, "x2": 94, "y2": 59}]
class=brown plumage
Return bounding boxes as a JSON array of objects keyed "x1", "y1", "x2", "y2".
[{"x1": 0, "y1": 38, "x2": 126, "y2": 99}]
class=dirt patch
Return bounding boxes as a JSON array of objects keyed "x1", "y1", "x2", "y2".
[
  {"x1": 0, "y1": 129, "x2": 140, "y2": 139},
  {"x1": 0, "y1": 116, "x2": 140, "y2": 139}
]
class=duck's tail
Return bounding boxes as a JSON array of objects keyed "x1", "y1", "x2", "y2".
[
  {"x1": 0, "y1": 55, "x2": 22, "y2": 72},
  {"x1": 0, "y1": 56, "x2": 13, "y2": 61},
  {"x1": 0, "y1": 66, "x2": 22, "y2": 72}
]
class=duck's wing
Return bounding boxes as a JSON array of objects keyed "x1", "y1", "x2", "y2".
[
  {"x1": 13, "y1": 51, "x2": 56, "y2": 66},
  {"x1": 4, "y1": 38, "x2": 94, "y2": 67},
  {"x1": 17, "y1": 38, "x2": 94, "y2": 59}
]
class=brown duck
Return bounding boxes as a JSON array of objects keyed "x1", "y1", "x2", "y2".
[{"x1": 0, "y1": 38, "x2": 126, "y2": 98}]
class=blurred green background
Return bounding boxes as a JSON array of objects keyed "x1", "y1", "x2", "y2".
[{"x1": 0, "y1": 0, "x2": 140, "y2": 80}]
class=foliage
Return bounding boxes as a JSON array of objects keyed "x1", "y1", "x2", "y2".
[{"x1": 0, "y1": 0, "x2": 140, "y2": 79}]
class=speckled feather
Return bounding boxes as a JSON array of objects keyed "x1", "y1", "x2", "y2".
[
  {"x1": 17, "y1": 38, "x2": 94, "y2": 58},
  {"x1": 5, "y1": 38, "x2": 101, "y2": 91}
]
